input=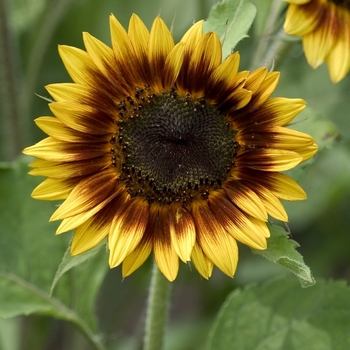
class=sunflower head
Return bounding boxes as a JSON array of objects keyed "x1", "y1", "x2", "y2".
[
  {"x1": 23, "y1": 14, "x2": 318, "y2": 281},
  {"x1": 284, "y1": 0, "x2": 350, "y2": 83}
]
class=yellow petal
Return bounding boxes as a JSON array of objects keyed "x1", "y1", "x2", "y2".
[
  {"x1": 169, "y1": 203, "x2": 196, "y2": 262},
  {"x1": 326, "y1": 9, "x2": 350, "y2": 83},
  {"x1": 233, "y1": 98, "x2": 306, "y2": 129},
  {"x1": 190, "y1": 242, "x2": 214, "y2": 279},
  {"x1": 208, "y1": 191, "x2": 268, "y2": 250},
  {"x1": 34, "y1": 117, "x2": 83, "y2": 142},
  {"x1": 58, "y1": 45, "x2": 96, "y2": 85},
  {"x1": 55, "y1": 188, "x2": 121, "y2": 234},
  {"x1": 70, "y1": 216, "x2": 109, "y2": 255},
  {"x1": 162, "y1": 42, "x2": 185, "y2": 91},
  {"x1": 49, "y1": 102, "x2": 115, "y2": 135},
  {"x1": 70, "y1": 218, "x2": 109, "y2": 256},
  {"x1": 263, "y1": 172, "x2": 307, "y2": 200},
  {"x1": 223, "y1": 180, "x2": 268, "y2": 221},
  {"x1": 128, "y1": 13, "x2": 150, "y2": 60},
  {"x1": 249, "y1": 216, "x2": 270, "y2": 239},
  {"x1": 241, "y1": 180, "x2": 288, "y2": 222},
  {"x1": 122, "y1": 239, "x2": 152, "y2": 277},
  {"x1": 302, "y1": 2, "x2": 337, "y2": 68},
  {"x1": 50, "y1": 169, "x2": 117, "y2": 221},
  {"x1": 284, "y1": 3, "x2": 320, "y2": 36},
  {"x1": 108, "y1": 197, "x2": 149, "y2": 268},
  {"x1": 23, "y1": 137, "x2": 110, "y2": 162},
  {"x1": 253, "y1": 71, "x2": 280, "y2": 107},
  {"x1": 222, "y1": 89, "x2": 252, "y2": 112},
  {"x1": 298, "y1": 143, "x2": 318, "y2": 162},
  {"x1": 109, "y1": 14, "x2": 141, "y2": 85},
  {"x1": 192, "y1": 201, "x2": 238, "y2": 277},
  {"x1": 180, "y1": 20, "x2": 203, "y2": 47},
  {"x1": 206, "y1": 52, "x2": 241, "y2": 101},
  {"x1": 46, "y1": 82, "x2": 121, "y2": 108},
  {"x1": 176, "y1": 20, "x2": 204, "y2": 96},
  {"x1": 123, "y1": 203, "x2": 158, "y2": 277},
  {"x1": 236, "y1": 149, "x2": 303, "y2": 172},
  {"x1": 28, "y1": 155, "x2": 111, "y2": 178},
  {"x1": 153, "y1": 205, "x2": 179, "y2": 281},
  {"x1": 187, "y1": 32, "x2": 222, "y2": 98},
  {"x1": 244, "y1": 67, "x2": 267, "y2": 93},
  {"x1": 32, "y1": 178, "x2": 76, "y2": 200},
  {"x1": 46, "y1": 83, "x2": 90, "y2": 102},
  {"x1": 211, "y1": 52, "x2": 240, "y2": 84},
  {"x1": 128, "y1": 14, "x2": 150, "y2": 84},
  {"x1": 70, "y1": 191, "x2": 128, "y2": 254},
  {"x1": 148, "y1": 17, "x2": 174, "y2": 92},
  {"x1": 154, "y1": 244, "x2": 179, "y2": 282},
  {"x1": 83, "y1": 32, "x2": 116, "y2": 76},
  {"x1": 236, "y1": 126, "x2": 315, "y2": 150}
]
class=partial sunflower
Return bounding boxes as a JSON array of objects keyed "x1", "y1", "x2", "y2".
[
  {"x1": 23, "y1": 14, "x2": 317, "y2": 281},
  {"x1": 284, "y1": 0, "x2": 350, "y2": 83}
]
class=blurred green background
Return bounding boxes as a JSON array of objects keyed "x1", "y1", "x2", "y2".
[{"x1": 0, "y1": 0, "x2": 349, "y2": 349}]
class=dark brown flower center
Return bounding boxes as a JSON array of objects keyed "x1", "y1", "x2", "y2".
[{"x1": 118, "y1": 92, "x2": 236, "y2": 204}]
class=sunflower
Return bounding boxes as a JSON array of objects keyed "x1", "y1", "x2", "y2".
[
  {"x1": 23, "y1": 14, "x2": 317, "y2": 281},
  {"x1": 284, "y1": 0, "x2": 350, "y2": 83}
]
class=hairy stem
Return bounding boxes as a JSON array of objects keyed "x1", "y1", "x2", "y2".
[
  {"x1": 23, "y1": 0, "x2": 75, "y2": 131},
  {"x1": 263, "y1": 29, "x2": 299, "y2": 71},
  {"x1": 250, "y1": 0, "x2": 287, "y2": 70},
  {"x1": 144, "y1": 262, "x2": 172, "y2": 350},
  {"x1": 0, "y1": 0, "x2": 23, "y2": 160}
]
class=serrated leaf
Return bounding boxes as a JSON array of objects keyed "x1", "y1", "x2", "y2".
[
  {"x1": 203, "y1": 0, "x2": 257, "y2": 59},
  {"x1": 252, "y1": 223, "x2": 315, "y2": 287},
  {"x1": 207, "y1": 279, "x2": 350, "y2": 350}
]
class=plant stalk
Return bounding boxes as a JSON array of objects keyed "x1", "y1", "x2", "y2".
[
  {"x1": 250, "y1": 0, "x2": 287, "y2": 70},
  {"x1": 144, "y1": 262, "x2": 172, "y2": 350},
  {"x1": 0, "y1": 0, "x2": 22, "y2": 160}
]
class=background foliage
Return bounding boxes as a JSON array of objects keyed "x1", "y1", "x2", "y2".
[{"x1": 1, "y1": 0, "x2": 350, "y2": 349}]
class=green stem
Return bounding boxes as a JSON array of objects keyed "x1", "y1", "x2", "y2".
[
  {"x1": 144, "y1": 262, "x2": 172, "y2": 350},
  {"x1": 0, "y1": 0, "x2": 23, "y2": 160},
  {"x1": 199, "y1": 0, "x2": 210, "y2": 20},
  {"x1": 250, "y1": 0, "x2": 287, "y2": 70},
  {"x1": 263, "y1": 29, "x2": 299, "y2": 71},
  {"x1": 23, "y1": 0, "x2": 76, "y2": 133}
]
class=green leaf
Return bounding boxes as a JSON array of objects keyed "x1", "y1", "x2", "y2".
[
  {"x1": 252, "y1": 223, "x2": 315, "y2": 288},
  {"x1": 207, "y1": 279, "x2": 350, "y2": 350},
  {"x1": 0, "y1": 157, "x2": 108, "y2": 347},
  {"x1": 50, "y1": 240, "x2": 104, "y2": 297},
  {"x1": 0, "y1": 271, "x2": 72, "y2": 319},
  {"x1": 204, "y1": 0, "x2": 257, "y2": 59}
]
